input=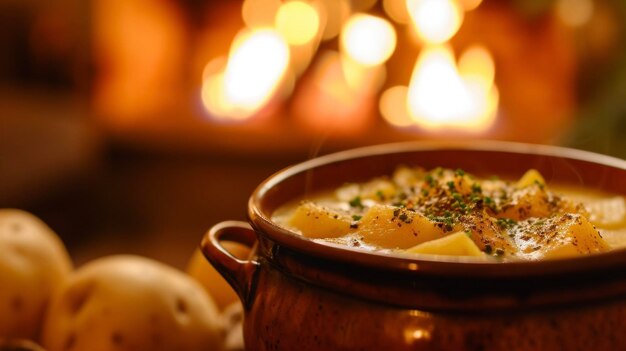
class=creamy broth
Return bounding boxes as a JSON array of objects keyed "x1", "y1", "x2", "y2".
[{"x1": 273, "y1": 167, "x2": 626, "y2": 260}]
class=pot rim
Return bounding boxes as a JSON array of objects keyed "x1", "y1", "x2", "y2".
[{"x1": 248, "y1": 141, "x2": 626, "y2": 277}]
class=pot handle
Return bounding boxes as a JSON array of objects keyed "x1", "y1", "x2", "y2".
[{"x1": 201, "y1": 221, "x2": 259, "y2": 305}]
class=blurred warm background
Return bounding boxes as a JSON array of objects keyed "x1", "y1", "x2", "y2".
[{"x1": 1, "y1": 0, "x2": 625, "y2": 268}]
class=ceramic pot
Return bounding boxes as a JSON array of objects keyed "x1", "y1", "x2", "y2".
[{"x1": 201, "y1": 142, "x2": 626, "y2": 351}]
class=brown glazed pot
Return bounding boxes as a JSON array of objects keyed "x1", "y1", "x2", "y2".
[{"x1": 201, "y1": 142, "x2": 626, "y2": 351}]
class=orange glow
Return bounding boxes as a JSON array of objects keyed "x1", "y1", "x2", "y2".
[
  {"x1": 341, "y1": 14, "x2": 397, "y2": 67},
  {"x1": 459, "y1": 0, "x2": 483, "y2": 11},
  {"x1": 458, "y1": 45, "x2": 495, "y2": 90},
  {"x1": 201, "y1": 29, "x2": 290, "y2": 120},
  {"x1": 379, "y1": 86, "x2": 413, "y2": 127},
  {"x1": 340, "y1": 56, "x2": 387, "y2": 92},
  {"x1": 383, "y1": 0, "x2": 411, "y2": 24},
  {"x1": 407, "y1": 0, "x2": 463, "y2": 44},
  {"x1": 242, "y1": 0, "x2": 281, "y2": 28},
  {"x1": 406, "y1": 45, "x2": 498, "y2": 131},
  {"x1": 317, "y1": 0, "x2": 351, "y2": 41},
  {"x1": 294, "y1": 50, "x2": 373, "y2": 134},
  {"x1": 275, "y1": 1, "x2": 320, "y2": 45},
  {"x1": 556, "y1": 0, "x2": 594, "y2": 27},
  {"x1": 94, "y1": 0, "x2": 185, "y2": 120}
]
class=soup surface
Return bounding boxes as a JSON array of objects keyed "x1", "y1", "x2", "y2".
[{"x1": 273, "y1": 167, "x2": 626, "y2": 260}]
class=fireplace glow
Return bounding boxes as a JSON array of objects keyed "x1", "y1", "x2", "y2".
[
  {"x1": 201, "y1": 29, "x2": 289, "y2": 120},
  {"x1": 406, "y1": 45, "x2": 498, "y2": 131},
  {"x1": 201, "y1": 0, "x2": 498, "y2": 130},
  {"x1": 400, "y1": 0, "x2": 498, "y2": 132}
]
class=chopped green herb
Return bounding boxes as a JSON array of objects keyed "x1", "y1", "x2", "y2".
[
  {"x1": 429, "y1": 214, "x2": 455, "y2": 232},
  {"x1": 352, "y1": 215, "x2": 362, "y2": 221},
  {"x1": 496, "y1": 218, "x2": 517, "y2": 229},
  {"x1": 349, "y1": 196, "x2": 363, "y2": 209},
  {"x1": 455, "y1": 168, "x2": 465, "y2": 176},
  {"x1": 471, "y1": 183, "x2": 482, "y2": 194},
  {"x1": 424, "y1": 174, "x2": 436, "y2": 187},
  {"x1": 534, "y1": 179, "x2": 545, "y2": 190},
  {"x1": 483, "y1": 196, "x2": 498, "y2": 211},
  {"x1": 447, "y1": 181, "x2": 456, "y2": 191},
  {"x1": 376, "y1": 190, "x2": 385, "y2": 200}
]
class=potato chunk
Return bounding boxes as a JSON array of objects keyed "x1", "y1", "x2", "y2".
[
  {"x1": 289, "y1": 202, "x2": 353, "y2": 239},
  {"x1": 514, "y1": 214, "x2": 609, "y2": 259},
  {"x1": 498, "y1": 186, "x2": 585, "y2": 221},
  {"x1": 516, "y1": 169, "x2": 546, "y2": 188},
  {"x1": 358, "y1": 205, "x2": 446, "y2": 249},
  {"x1": 406, "y1": 231, "x2": 484, "y2": 257}
]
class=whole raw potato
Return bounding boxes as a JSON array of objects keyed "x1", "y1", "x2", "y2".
[
  {"x1": 0, "y1": 209, "x2": 72, "y2": 340},
  {"x1": 42, "y1": 255, "x2": 223, "y2": 351}
]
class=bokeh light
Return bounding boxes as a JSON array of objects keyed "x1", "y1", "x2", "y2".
[
  {"x1": 407, "y1": 0, "x2": 464, "y2": 44},
  {"x1": 340, "y1": 14, "x2": 397, "y2": 67},
  {"x1": 275, "y1": 1, "x2": 320, "y2": 45}
]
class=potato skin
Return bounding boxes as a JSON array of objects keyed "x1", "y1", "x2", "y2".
[
  {"x1": 0, "y1": 209, "x2": 72, "y2": 341},
  {"x1": 41, "y1": 255, "x2": 223, "y2": 351}
]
